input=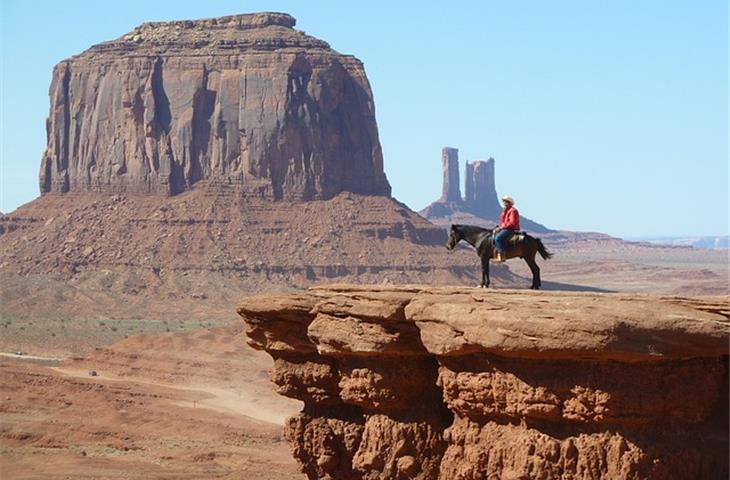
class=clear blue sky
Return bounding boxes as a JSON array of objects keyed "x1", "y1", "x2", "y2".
[{"x1": 1, "y1": 0, "x2": 727, "y2": 237}]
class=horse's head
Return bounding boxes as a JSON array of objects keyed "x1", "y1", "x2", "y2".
[{"x1": 445, "y1": 225, "x2": 460, "y2": 252}]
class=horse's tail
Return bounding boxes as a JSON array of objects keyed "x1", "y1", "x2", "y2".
[{"x1": 535, "y1": 238, "x2": 553, "y2": 260}]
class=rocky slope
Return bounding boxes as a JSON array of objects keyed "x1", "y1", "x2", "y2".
[
  {"x1": 39, "y1": 12, "x2": 389, "y2": 200},
  {"x1": 0, "y1": 190, "x2": 533, "y2": 327},
  {"x1": 238, "y1": 285, "x2": 729, "y2": 479}
]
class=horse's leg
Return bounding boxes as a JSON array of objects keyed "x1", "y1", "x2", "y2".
[
  {"x1": 480, "y1": 254, "x2": 490, "y2": 288},
  {"x1": 524, "y1": 253, "x2": 540, "y2": 289},
  {"x1": 530, "y1": 245, "x2": 543, "y2": 288}
]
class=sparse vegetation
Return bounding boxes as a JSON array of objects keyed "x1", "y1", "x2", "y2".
[{"x1": 0, "y1": 314, "x2": 232, "y2": 356}]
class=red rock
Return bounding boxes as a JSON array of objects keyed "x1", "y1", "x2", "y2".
[
  {"x1": 39, "y1": 13, "x2": 390, "y2": 200},
  {"x1": 238, "y1": 285, "x2": 730, "y2": 479},
  {"x1": 464, "y1": 158, "x2": 501, "y2": 219},
  {"x1": 439, "y1": 148, "x2": 461, "y2": 203}
]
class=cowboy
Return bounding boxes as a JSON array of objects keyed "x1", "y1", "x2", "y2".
[{"x1": 494, "y1": 196, "x2": 520, "y2": 262}]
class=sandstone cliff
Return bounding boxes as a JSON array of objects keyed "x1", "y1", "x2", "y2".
[
  {"x1": 439, "y1": 148, "x2": 461, "y2": 203},
  {"x1": 239, "y1": 285, "x2": 729, "y2": 479},
  {"x1": 39, "y1": 12, "x2": 390, "y2": 200},
  {"x1": 464, "y1": 159, "x2": 501, "y2": 219}
]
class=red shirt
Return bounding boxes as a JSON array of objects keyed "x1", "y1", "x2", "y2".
[{"x1": 500, "y1": 206, "x2": 520, "y2": 231}]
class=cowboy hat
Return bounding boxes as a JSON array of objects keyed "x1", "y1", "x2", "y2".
[{"x1": 501, "y1": 196, "x2": 514, "y2": 205}]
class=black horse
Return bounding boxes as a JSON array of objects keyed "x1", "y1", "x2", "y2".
[{"x1": 445, "y1": 224, "x2": 553, "y2": 289}]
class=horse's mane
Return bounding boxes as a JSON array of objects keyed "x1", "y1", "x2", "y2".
[{"x1": 453, "y1": 224, "x2": 492, "y2": 236}]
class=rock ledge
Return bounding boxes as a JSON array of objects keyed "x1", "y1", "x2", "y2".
[{"x1": 239, "y1": 285, "x2": 729, "y2": 479}]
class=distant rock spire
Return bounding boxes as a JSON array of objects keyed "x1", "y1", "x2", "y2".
[
  {"x1": 465, "y1": 158, "x2": 501, "y2": 219},
  {"x1": 464, "y1": 162, "x2": 475, "y2": 203},
  {"x1": 440, "y1": 147, "x2": 461, "y2": 202},
  {"x1": 420, "y1": 147, "x2": 551, "y2": 233}
]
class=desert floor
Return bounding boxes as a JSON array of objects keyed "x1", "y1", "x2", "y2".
[
  {"x1": 1, "y1": 245, "x2": 727, "y2": 479},
  {"x1": 512, "y1": 242, "x2": 728, "y2": 294},
  {"x1": 0, "y1": 325, "x2": 303, "y2": 479}
]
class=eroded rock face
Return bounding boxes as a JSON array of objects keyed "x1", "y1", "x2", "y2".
[
  {"x1": 464, "y1": 159, "x2": 501, "y2": 220},
  {"x1": 440, "y1": 148, "x2": 461, "y2": 203},
  {"x1": 238, "y1": 285, "x2": 730, "y2": 479},
  {"x1": 39, "y1": 12, "x2": 390, "y2": 200}
]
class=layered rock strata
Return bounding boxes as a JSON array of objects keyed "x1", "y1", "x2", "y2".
[
  {"x1": 1, "y1": 191, "x2": 535, "y2": 324},
  {"x1": 39, "y1": 12, "x2": 390, "y2": 200},
  {"x1": 239, "y1": 285, "x2": 729, "y2": 479}
]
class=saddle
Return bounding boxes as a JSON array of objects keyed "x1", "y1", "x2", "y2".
[
  {"x1": 491, "y1": 231, "x2": 526, "y2": 260},
  {"x1": 509, "y1": 231, "x2": 527, "y2": 244},
  {"x1": 495, "y1": 230, "x2": 526, "y2": 244}
]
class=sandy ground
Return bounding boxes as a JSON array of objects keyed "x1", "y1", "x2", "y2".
[
  {"x1": 0, "y1": 326, "x2": 303, "y2": 480},
  {"x1": 510, "y1": 244, "x2": 728, "y2": 295},
  {"x1": 52, "y1": 367, "x2": 292, "y2": 426}
]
